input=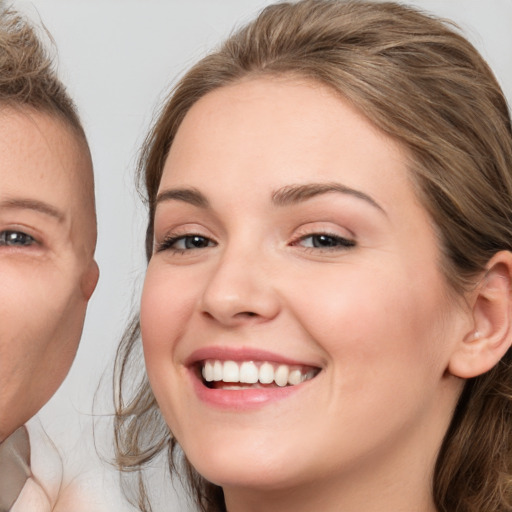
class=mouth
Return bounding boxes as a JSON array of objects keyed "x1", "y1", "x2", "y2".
[{"x1": 199, "y1": 359, "x2": 321, "y2": 390}]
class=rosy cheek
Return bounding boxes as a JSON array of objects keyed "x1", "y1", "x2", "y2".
[{"x1": 141, "y1": 267, "x2": 196, "y2": 355}]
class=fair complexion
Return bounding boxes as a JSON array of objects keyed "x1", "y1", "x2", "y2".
[
  {"x1": 0, "y1": 107, "x2": 98, "y2": 442},
  {"x1": 141, "y1": 77, "x2": 491, "y2": 512}
]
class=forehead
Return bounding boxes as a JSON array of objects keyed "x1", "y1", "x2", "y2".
[
  {"x1": 163, "y1": 77, "x2": 412, "y2": 210},
  {"x1": 0, "y1": 107, "x2": 91, "y2": 208},
  {"x1": 0, "y1": 107, "x2": 95, "y2": 249}
]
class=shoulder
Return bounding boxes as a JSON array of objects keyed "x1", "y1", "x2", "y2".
[
  {"x1": 11, "y1": 417, "x2": 116, "y2": 511},
  {"x1": 9, "y1": 418, "x2": 61, "y2": 512}
]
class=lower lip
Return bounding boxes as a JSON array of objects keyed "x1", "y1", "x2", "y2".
[{"x1": 190, "y1": 370, "x2": 304, "y2": 410}]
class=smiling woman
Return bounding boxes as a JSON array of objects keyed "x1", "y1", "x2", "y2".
[{"x1": 113, "y1": 1, "x2": 512, "y2": 511}]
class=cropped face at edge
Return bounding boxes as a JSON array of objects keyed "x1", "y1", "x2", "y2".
[
  {"x1": 141, "y1": 78, "x2": 472, "y2": 495},
  {"x1": 0, "y1": 108, "x2": 98, "y2": 441}
]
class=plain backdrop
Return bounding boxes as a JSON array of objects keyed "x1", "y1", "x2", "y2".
[{"x1": 11, "y1": 0, "x2": 512, "y2": 509}]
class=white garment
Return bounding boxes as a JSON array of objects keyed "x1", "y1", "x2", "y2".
[
  {"x1": 0, "y1": 418, "x2": 61, "y2": 512},
  {"x1": 3, "y1": 417, "x2": 110, "y2": 512}
]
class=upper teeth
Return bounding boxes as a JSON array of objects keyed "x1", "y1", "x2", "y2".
[{"x1": 201, "y1": 359, "x2": 317, "y2": 387}]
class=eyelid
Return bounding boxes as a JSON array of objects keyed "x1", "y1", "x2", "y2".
[
  {"x1": 0, "y1": 219, "x2": 43, "y2": 237},
  {"x1": 288, "y1": 221, "x2": 357, "y2": 253},
  {"x1": 154, "y1": 222, "x2": 218, "y2": 254},
  {"x1": 291, "y1": 221, "x2": 355, "y2": 240},
  {"x1": 293, "y1": 232, "x2": 356, "y2": 249}
]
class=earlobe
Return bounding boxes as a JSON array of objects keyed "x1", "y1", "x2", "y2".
[
  {"x1": 81, "y1": 259, "x2": 99, "y2": 300},
  {"x1": 448, "y1": 251, "x2": 512, "y2": 379}
]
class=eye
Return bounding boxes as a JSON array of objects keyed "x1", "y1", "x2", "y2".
[
  {"x1": 157, "y1": 234, "x2": 216, "y2": 253},
  {"x1": 295, "y1": 233, "x2": 355, "y2": 249},
  {"x1": 0, "y1": 230, "x2": 36, "y2": 247}
]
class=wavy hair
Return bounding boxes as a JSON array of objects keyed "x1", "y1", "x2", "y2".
[{"x1": 114, "y1": 1, "x2": 512, "y2": 511}]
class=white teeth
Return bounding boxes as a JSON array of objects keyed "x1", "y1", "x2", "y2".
[
  {"x1": 201, "y1": 359, "x2": 318, "y2": 387},
  {"x1": 288, "y1": 369, "x2": 302, "y2": 386},
  {"x1": 259, "y1": 362, "x2": 274, "y2": 384},
  {"x1": 275, "y1": 365, "x2": 289, "y2": 387},
  {"x1": 202, "y1": 361, "x2": 214, "y2": 382},
  {"x1": 223, "y1": 361, "x2": 239, "y2": 382},
  {"x1": 213, "y1": 360, "x2": 223, "y2": 381},
  {"x1": 240, "y1": 361, "x2": 259, "y2": 383}
]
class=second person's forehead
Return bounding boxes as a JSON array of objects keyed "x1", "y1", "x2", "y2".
[{"x1": 0, "y1": 109, "x2": 90, "y2": 223}]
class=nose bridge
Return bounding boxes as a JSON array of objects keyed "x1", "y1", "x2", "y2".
[{"x1": 200, "y1": 236, "x2": 279, "y2": 324}]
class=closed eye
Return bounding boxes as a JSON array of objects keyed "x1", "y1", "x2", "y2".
[{"x1": 0, "y1": 230, "x2": 36, "y2": 247}]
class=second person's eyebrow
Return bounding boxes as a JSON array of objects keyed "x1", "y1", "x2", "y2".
[{"x1": 0, "y1": 197, "x2": 65, "y2": 222}]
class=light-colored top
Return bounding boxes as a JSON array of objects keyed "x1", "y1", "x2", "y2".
[{"x1": 1, "y1": 418, "x2": 110, "y2": 512}]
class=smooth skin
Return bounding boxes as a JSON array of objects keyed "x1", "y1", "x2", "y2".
[{"x1": 141, "y1": 77, "x2": 512, "y2": 512}]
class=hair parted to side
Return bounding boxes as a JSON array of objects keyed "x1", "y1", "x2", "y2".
[
  {"x1": 114, "y1": 1, "x2": 512, "y2": 511},
  {"x1": 0, "y1": 5, "x2": 85, "y2": 139}
]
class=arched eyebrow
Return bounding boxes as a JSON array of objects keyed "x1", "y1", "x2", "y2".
[
  {"x1": 271, "y1": 182, "x2": 386, "y2": 214},
  {"x1": 0, "y1": 197, "x2": 65, "y2": 222},
  {"x1": 155, "y1": 182, "x2": 385, "y2": 214},
  {"x1": 156, "y1": 188, "x2": 209, "y2": 208}
]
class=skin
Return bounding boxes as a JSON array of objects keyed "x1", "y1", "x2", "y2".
[
  {"x1": 0, "y1": 107, "x2": 98, "y2": 443},
  {"x1": 141, "y1": 77, "x2": 479, "y2": 512}
]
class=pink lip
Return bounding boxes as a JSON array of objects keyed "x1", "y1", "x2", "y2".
[
  {"x1": 188, "y1": 369, "x2": 303, "y2": 410},
  {"x1": 185, "y1": 346, "x2": 316, "y2": 367},
  {"x1": 185, "y1": 346, "x2": 320, "y2": 410}
]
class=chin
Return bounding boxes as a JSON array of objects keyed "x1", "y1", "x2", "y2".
[{"x1": 180, "y1": 432, "x2": 306, "y2": 491}]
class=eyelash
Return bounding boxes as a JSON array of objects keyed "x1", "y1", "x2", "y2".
[
  {"x1": 155, "y1": 231, "x2": 356, "y2": 254},
  {"x1": 0, "y1": 230, "x2": 37, "y2": 248},
  {"x1": 156, "y1": 233, "x2": 217, "y2": 254},
  {"x1": 292, "y1": 232, "x2": 356, "y2": 251}
]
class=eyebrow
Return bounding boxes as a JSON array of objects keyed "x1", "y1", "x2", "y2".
[
  {"x1": 0, "y1": 198, "x2": 66, "y2": 222},
  {"x1": 156, "y1": 188, "x2": 210, "y2": 208},
  {"x1": 271, "y1": 182, "x2": 385, "y2": 213},
  {"x1": 155, "y1": 182, "x2": 385, "y2": 214}
]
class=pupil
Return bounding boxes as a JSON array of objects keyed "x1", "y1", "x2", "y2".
[
  {"x1": 2, "y1": 231, "x2": 31, "y2": 245},
  {"x1": 186, "y1": 236, "x2": 208, "y2": 249},
  {"x1": 313, "y1": 235, "x2": 337, "y2": 247}
]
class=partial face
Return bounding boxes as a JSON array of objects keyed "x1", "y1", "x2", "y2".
[
  {"x1": 141, "y1": 78, "x2": 468, "y2": 502},
  {"x1": 0, "y1": 109, "x2": 98, "y2": 441}
]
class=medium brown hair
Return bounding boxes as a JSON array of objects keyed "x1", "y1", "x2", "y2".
[{"x1": 114, "y1": 1, "x2": 512, "y2": 511}]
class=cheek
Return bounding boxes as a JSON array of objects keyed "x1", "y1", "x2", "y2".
[
  {"x1": 280, "y1": 262, "x2": 457, "y2": 457},
  {"x1": 288, "y1": 259, "x2": 452, "y2": 383},
  {"x1": 140, "y1": 264, "x2": 198, "y2": 367},
  {"x1": 0, "y1": 265, "x2": 86, "y2": 434}
]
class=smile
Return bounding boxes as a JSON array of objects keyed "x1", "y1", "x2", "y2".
[{"x1": 201, "y1": 359, "x2": 320, "y2": 389}]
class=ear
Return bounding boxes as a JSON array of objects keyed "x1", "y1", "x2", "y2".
[
  {"x1": 80, "y1": 259, "x2": 99, "y2": 301},
  {"x1": 448, "y1": 251, "x2": 512, "y2": 379}
]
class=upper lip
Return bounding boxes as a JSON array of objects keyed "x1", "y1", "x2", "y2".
[{"x1": 184, "y1": 346, "x2": 322, "y2": 369}]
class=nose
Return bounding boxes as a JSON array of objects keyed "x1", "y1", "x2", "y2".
[{"x1": 200, "y1": 247, "x2": 280, "y2": 326}]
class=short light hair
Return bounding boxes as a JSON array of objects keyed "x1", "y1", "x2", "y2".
[
  {"x1": 0, "y1": 6, "x2": 95, "y2": 247},
  {"x1": 0, "y1": 6, "x2": 85, "y2": 139}
]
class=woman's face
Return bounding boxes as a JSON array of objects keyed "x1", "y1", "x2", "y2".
[
  {"x1": 0, "y1": 109, "x2": 97, "y2": 441},
  {"x1": 141, "y1": 77, "x2": 468, "y2": 502}
]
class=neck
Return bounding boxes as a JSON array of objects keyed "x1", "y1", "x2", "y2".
[
  {"x1": 224, "y1": 468, "x2": 438, "y2": 512},
  {"x1": 222, "y1": 413, "x2": 448, "y2": 512}
]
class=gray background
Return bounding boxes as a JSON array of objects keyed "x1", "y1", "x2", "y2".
[{"x1": 12, "y1": 0, "x2": 512, "y2": 509}]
